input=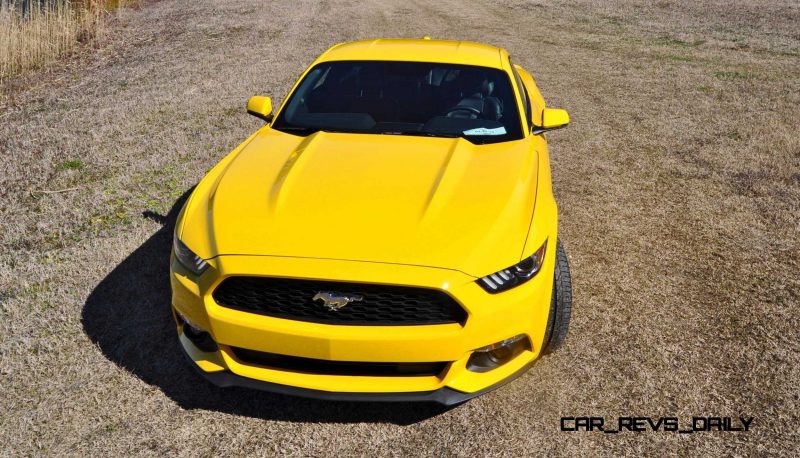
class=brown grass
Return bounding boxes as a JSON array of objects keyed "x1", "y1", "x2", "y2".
[
  {"x1": 0, "y1": 0, "x2": 798, "y2": 455},
  {"x1": 0, "y1": 1, "x2": 123, "y2": 79}
]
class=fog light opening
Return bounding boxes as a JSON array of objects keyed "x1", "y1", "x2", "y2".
[
  {"x1": 174, "y1": 309, "x2": 218, "y2": 353},
  {"x1": 466, "y1": 334, "x2": 530, "y2": 373}
]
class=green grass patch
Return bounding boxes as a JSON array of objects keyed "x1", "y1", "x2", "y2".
[
  {"x1": 726, "y1": 130, "x2": 743, "y2": 141},
  {"x1": 58, "y1": 159, "x2": 84, "y2": 170},
  {"x1": 89, "y1": 197, "x2": 132, "y2": 230},
  {"x1": 713, "y1": 70, "x2": 749, "y2": 80}
]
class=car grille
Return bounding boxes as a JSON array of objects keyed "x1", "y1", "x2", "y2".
[
  {"x1": 212, "y1": 276, "x2": 467, "y2": 325},
  {"x1": 230, "y1": 347, "x2": 449, "y2": 377}
]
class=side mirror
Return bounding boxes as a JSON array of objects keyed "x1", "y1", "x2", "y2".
[
  {"x1": 534, "y1": 108, "x2": 569, "y2": 134},
  {"x1": 247, "y1": 96, "x2": 273, "y2": 121}
]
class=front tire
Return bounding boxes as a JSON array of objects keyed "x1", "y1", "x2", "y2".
[{"x1": 541, "y1": 240, "x2": 572, "y2": 354}]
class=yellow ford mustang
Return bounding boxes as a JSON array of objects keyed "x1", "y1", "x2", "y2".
[{"x1": 171, "y1": 38, "x2": 572, "y2": 405}]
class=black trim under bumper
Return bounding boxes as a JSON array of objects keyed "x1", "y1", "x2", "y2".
[{"x1": 180, "y1": 342, "x2": 534, "y2": 406}]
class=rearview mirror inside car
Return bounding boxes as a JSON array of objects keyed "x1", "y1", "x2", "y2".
[
  {"x1": 247, "y1": 96, "x2": 273, "y2": 121},
  {"x1": 534, "y1": 108, "x2": 569, "y2": 134}
]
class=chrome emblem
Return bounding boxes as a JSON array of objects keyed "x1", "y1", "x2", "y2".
[{"x1": 313, "y1": 291, "x2": 363, "y2": 311}]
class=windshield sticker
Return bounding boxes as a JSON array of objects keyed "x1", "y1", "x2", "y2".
[{"x1": 463, "y1": 126, "x2": 507, "y2": 136}]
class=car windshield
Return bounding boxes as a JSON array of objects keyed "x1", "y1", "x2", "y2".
[{"x1": 272, "y1": 61, "x2": 524, "y2": 144}]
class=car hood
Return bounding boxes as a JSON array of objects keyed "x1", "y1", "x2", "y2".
[{"x1": 184, "y1": 128, "x2": 538, "y2": 277}]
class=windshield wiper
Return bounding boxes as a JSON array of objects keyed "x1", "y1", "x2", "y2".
[
  {"x1": 277, "y1": 126, "x2": 373, "y2": 135},
  {"x1": 279, "y1": 126, "x2": 462, "y2": 139},
  {"x1": 379, "y1": 131, "x2": 460, "y2": 139},
  {"x1": 275, "y1": 126, "x2": 320, "y2": 134}
]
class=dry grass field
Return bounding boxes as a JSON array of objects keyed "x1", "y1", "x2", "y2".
[
  {"x1": 0, "y1": 1, "x2": 125, "y2": 79},
  {"x1": 1, "y1": 0, "x2": 798, "y2": 455}
]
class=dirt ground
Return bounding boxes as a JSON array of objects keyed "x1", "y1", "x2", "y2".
[{"x1": 1, "y1": 0, "x2": 798, "y2": 455}]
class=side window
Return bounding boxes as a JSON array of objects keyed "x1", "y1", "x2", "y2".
[{"x1": 509, "y1": 59, "x2": 532, "y2": 130}]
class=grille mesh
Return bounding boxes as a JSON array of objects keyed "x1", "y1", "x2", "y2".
[{"x1": 212, "y1": 276, "x2": 467, "y2": 325}]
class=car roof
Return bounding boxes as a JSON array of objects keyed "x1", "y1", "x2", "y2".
[{"x1": 316, "y1": 38, "x2": 508, "y2": 69}]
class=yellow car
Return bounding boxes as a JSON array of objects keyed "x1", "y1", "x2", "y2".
[{"x1": 171, "y1": 38, "x2": 572, "y2": 405}]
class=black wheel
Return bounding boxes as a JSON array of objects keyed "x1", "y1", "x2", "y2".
[{"x1": 541, "y1": 240, "x2": 572, "y2": 354}]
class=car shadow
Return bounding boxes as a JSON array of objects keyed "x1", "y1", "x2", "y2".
[{"x1": 81, "y1": 189, "x2": 450, "y2": 425}]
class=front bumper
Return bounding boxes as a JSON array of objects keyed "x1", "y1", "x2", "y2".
[
  {"x1": 179, "y1": 336, "x2": 535, "y2": 405},
  {"x1": 171, "y1": 252, "x2": 555, "y2": 402}
]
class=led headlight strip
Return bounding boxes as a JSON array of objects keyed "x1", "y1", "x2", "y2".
[
  {"x1": 173, "y1": 235, "x2": 209, "y2": 275},
  {"x1": 478, "y1": 240, "x2": 547, "y2": 293}
]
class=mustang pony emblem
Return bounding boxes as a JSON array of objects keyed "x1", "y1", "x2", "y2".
[{"x1": 313, "y1": 292, "x2": 363, "y2": 311}]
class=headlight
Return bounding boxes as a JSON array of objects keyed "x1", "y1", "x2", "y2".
[
  {"x1": 477, "y1": 240, "x2": 547, "y2": 293},
  {"x1": 173, "y1": 235, "x2": 208, "y2": 275}
]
